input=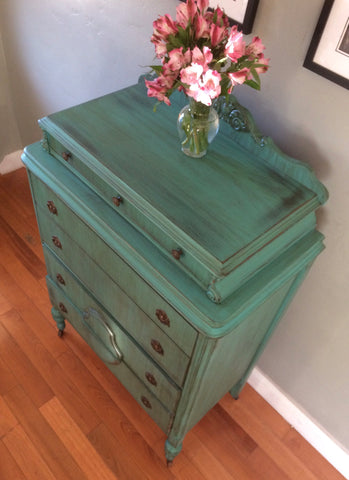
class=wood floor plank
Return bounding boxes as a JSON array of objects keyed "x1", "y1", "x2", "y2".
[
  {"x1": 3, "y1": 424, "x2": 57, "y2": 480},
  {"x1": 0, "y1": 216, "x2": 46, "y2": 280},
  {"x1": 181, "y1": 430, "x2": 237, "y2": 480},
  {"x1": 0, "y1": 440, "x2": 27, "y2": 480},
  {"x1": 0, "y1": 291, "x2": 12, "y2": 316},
  {"x1": 0, "y1": 308, "x2": 100, "y2": 435},
  {"x1": 40, "y1": 397, "x2": 117, "y2": 480},
  {"x1": 88, "y1": 422, "x2": 152, "y2": 480},
  {"x1": 0, "y1": 167, "x2": 34, "y2": 220},
  {"x1": 0, "y1": 180, "x2": 44, "y2": 262},
  {"x1": 0, "y1": 394, "x2": 18, "y2": 438},
  {"x1": 283, "y1": 428, "x2": 346, "y2": 480},
  {"x1": 0, "y1": 355, "x2": 18, "y2": 395},
  {"x1": 238, "y1": 383, "x2": 291, "y2": 439},
  {"x1": 0, "y1": 262, "x2": 67, "y2": 359},
  {"x1": 220, "y1": 393, "x2": 321, "y2": 480},
  {"x1": 247, "y1": 446, "x2": 292, "y2": 480},
  {"x1": 3, "y1": 385, "x2": 88, "y2": 480},
  {"x1": 192, "y1": 410, "x2": 264, "y2": 480},
  {"x1": 56, "y1": 346, "x2": 175, "y2": 479},
  {"x1": 0, "y1": 319, "x2": 54, "y2": 408}
]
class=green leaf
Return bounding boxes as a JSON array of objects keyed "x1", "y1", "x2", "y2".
[
  {"x1": 244, "y1": 79, "x2": 261, "y2": 90},
  {"x1": 149, "y1": 65, "x2": 163, "y2": 74}
]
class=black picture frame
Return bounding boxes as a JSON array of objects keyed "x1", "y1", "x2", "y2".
[
  {"x1": 179, "y1": 0, "x2": 259, "y2": 34},
  {"x1": 303, "y1": 0, "x2": 349, "y2": 90}
]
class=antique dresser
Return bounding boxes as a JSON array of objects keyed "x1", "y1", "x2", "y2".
[{"x1": 22, "y1": 77, "x2": 328, "y2": 464}]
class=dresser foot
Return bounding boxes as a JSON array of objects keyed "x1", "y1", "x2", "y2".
[
  {"x1": 165, "y1": 439, "x2": 182, "y2": 465},
  {"x1": 229, "y1": 383, "x2": 242, "y2": 400},
  {"x1": 51, "y1": 307, "x2": 66, "y2": 337}
]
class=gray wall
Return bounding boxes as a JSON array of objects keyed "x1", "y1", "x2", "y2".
[{"x1": 1, "y1": 0, "x2": 348, "y2": 452}]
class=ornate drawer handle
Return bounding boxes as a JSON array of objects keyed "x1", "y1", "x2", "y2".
[
  {"x1": 151, "y1": 339, "x2": 164, "y2": 355},
  {"x1": 171, "y1": 248, "x2": 183, "y2": 260},
  {"x1": 156, "y1": 309, "x2": 170, "y2": 327},
  {"x1": 52, "y1": 236, "x2": 62, "y2": 249},
  {"x1": 145, "y1": 372, "x2": 157, "y2": 387},
  {"x1": 62, "y1": 151, "x2": 72, "y2": 161},
  {"x1": 141, "y1": 396, "x2": 152, "y2": 409},
  {"x1": 56, "y1": 273, "x2": 65, "y2": 285},
  {"x1": 47, "y1": 200, "x2": 58, "y2": 215},
  {"x1": 112, "y1": 195, "x2": 123, "y2": 207},
  {"x1": 83, "y1": 308, "x2": 123, "y2": 365},
  {"x1": 59, "y1": 302, "x2": 67, "y2": 314}
]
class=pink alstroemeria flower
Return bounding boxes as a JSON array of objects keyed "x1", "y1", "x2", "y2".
[
  {"x1": 187, "y1": 69, "x2": 222, "y2": 106},
  {"x1": 145, "y1": 75, "x2": 174, "y2": 105},
  {"x1": 246, "y1": 36, "x2": 265, "y2": 58},
  {"x1": 225, "y1": 25, "x2": 245, "y2": 62},
  {"x1": 167, "y1": 47, "x2": 192, "y2": 73},
  {"x1": 191, "y1": 46, "x2": 213, "y2": 71},
  {"x1": 228, "y1": 67, "x2": 251, "y2": 91},
  {"x1": 176, "y1": 0, "x2": 197, "y2": 28},
  {"x1": 151, "y1": 35, "x2": 168, "y2": 58},
  {"x1": 153, "y1": 14, "x2": 178, "y2": 41},
  {"x1": 210, "y1": 23, "x2": 227, "y2": 47},
  {"x1": 197, "y1": 0, "x2": 209, "y2": 14},
  {"x1": 255, "y1": 54, "x2": 270, "y2": 74},
  {"x1": 195, "y1": 13, "x2": 211, "y2": 39},
  {"x1": 181, "y1": 63, "x2": 204, "y2": 86}
]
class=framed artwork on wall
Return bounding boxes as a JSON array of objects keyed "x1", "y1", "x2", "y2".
[
  {"x1": 303, "y1": 0, "x2": 349, "y2": 89},
  {"x1": 179, "y1": 0, "x2": 259, "y2": 34}
]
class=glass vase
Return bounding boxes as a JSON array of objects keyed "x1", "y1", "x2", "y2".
[{"x1": 177, "y1": 98, "x2": 219, "y2": 158}]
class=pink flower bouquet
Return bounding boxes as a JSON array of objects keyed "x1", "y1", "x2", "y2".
[{"x1": 145, "y1": 0, "x2": 269, "y2": 107}]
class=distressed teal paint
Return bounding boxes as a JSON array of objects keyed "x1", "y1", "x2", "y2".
[{"x1": 22, "y1": 79, "x2": 327, "y2": 463}]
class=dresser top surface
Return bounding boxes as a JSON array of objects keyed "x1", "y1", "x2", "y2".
[{"x1": 41, "y1": 80, "x2": 319, "y2": 265}]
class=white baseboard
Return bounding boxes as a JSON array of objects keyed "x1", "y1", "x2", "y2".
[
  {"x1": 248, "y1": 368, "x2": 349, "y2": 479},
  {"x1": 0, "y1": 150, "x2": 24, "y2": 174}
]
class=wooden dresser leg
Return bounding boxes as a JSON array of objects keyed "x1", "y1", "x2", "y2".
[
  {"x1": 51, "y1": 307, "x2": 66, "y2": 337},
  {"x1": 165, "y1": 439, "x2": 182, "y2": 466}
]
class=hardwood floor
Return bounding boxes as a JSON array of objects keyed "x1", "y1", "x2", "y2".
[{"x1": 0, "y1": 167, "x2": 345, "y2": 480}]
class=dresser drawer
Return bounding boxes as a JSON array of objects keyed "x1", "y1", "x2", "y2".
[
  {"x1": 43, "y1": 242, "x2": 190, "y2": 387},
  {"x1": 29, "y1": 172, "x2": 197, "y2": 357},
  {"x1": 47, "y1": 277, "x2": 173, "y2": 433},
  {"x1": 45, "y1": 134, "x2": 214, "y2": 290}
]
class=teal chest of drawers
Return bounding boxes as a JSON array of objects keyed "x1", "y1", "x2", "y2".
[{"x1": 22, "y1": 78, "x2": 328, "y2": 464}]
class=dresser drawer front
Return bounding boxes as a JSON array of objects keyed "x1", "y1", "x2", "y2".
[
  {"x1": 45, "y1": 135, "x2": 215, "y2": 289},
  {"x1": 29, "y1": 172, "x2": 197, "y2": 356},
  {"x1": 46, "y1": 277, "x2": 178, "y2": 428}
]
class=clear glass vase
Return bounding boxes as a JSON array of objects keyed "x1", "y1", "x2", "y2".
[{"x1": 177, "y1": 98, "x2": 220, "y2": 158}]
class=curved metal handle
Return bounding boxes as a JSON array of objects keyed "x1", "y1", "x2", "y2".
[{"x1": 83, "y1": 308, "x2": 123, "y2": 365}]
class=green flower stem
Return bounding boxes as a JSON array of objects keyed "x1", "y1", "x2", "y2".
[{"x1": 180, "y1": 99, "x2": 211, "y2": 156}]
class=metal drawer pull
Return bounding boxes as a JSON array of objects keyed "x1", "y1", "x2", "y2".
[
  {"x1": 83, "y1": 309, "x2": 123, "y2": 365},
  {"x1": 141, "y1": 396, "x2": 152, "y2": 409},
  {"x1": 145, "y1": 372, "x2": 157, "y2": 387},
  {"x1": 62, "y1": 151, "x2": 72, "y2": 161},
  {"x1": 47, "y1": 200, "x2": 58, "y2": 215},
  {"x1": 52, "y1": 236, "x2": 62, "y2": 249},
  {"x1": 112, "y1": 195, "x2": 122, "y2": 207},
  {"x1": 171, "y1": 248, "x2": 183, "y2": 260},
  {"x1": 151, "y1": 339, "x2": 164, "y2": 355},
  {"x1": 56, "y1": 273, "x2": 65, "y2": 285},
  {"x1": 59, "y1": 302, "x2": 67, "y2": 314},
  {"x1": 155, "y1": 309, "x2": 170, "y2": 327}
]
